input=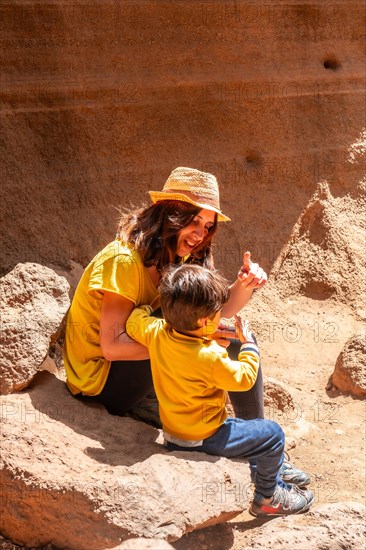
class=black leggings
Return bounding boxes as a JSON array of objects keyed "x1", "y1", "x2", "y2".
[
  {"x1": 77, "y1": 338, "x2": 264, "y2": 420},
  {"x1": 76, "y1": 358, "x2": 153, "y2": 416},
  {"x1": 226, "y1": 337, "x2": 264, "y2": 420}
]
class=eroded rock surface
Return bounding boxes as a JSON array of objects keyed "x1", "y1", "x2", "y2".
[
  {"x1": 245, "y1": 502, "x2": 366, "y2": 550},
  {"x1": 0, "y1": 263, "x2": 70, "y2": 395},
  {"x1": 332, "y1": 334, "x2": 366, "y2": 396},
  {"x1": 268, "y1": 182, "x2": 366, "y2": 317},
  {"x1": 1, "y1": 3, "x2": 364, "y2": 280},
  {"x1": 0, "y1": 372, "x2": 252, "y2": 549},
  {"x1": 113, "y1": 539, "x2": 174, "y2": 549},
  {"x1": 264, "y1": 377, "x2": 296, "y2": 413}
]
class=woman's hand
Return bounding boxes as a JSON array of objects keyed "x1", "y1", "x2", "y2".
[
  {"x1": 237, "y1": 251, "x2": 267, "y2": 290},
  {"x1": 221, "y1": 251, "x2": 267, "y2": 317}
]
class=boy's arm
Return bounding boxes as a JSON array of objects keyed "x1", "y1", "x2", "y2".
[
  {"x1": 210, "y1": 340, "x2": 260, "y2": 392},
  {"x1": 126, "y1": 305, "x2": 158, "y2": 348},
  {"x1": 212, "y1": 314, "x2": 259, "y2": 391}
]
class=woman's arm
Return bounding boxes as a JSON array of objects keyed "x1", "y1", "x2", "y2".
[
  {"x1": 221, "y1": 251, "x2": 267, "y2": 318},
  {"x1": 100, "y1": 291, "x2": 150, "y2": 361}
]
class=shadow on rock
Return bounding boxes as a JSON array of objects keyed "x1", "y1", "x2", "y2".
[
  {"x1": 27, "y1": 371, "x2": 167, "y2": 467},
  {"x1": 27, "y1": 371, "x2": 229, "y2": 468}
]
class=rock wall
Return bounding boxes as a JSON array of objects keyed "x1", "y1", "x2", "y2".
[{"x1": 1, "y1": 1, "x2": 365, "y2": 278}]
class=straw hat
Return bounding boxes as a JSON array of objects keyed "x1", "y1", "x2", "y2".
[{"x1": 149, "y1": 167, "x2": 230, "y2": 222}]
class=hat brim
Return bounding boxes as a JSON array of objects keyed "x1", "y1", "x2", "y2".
[{"x1": 149, "y1": 191, "x2": 231, "y2": 222}]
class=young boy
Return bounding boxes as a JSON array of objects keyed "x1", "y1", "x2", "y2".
[{"x1": 126, "y1": 264, "x2": 314, "y2": 516}]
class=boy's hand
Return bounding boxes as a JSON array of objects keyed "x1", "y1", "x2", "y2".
[
  {"x1": 215, "y1": 322, "x2": 238, "y2": 340},
  {"x1": 211, "y1": 322, "x2": 235, "y2": 348},
  {"x1": 234, "y1": 314, "x2": 254, "y2": 344}
]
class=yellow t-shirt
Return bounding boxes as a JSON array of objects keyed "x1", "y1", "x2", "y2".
[
  {"x1": 63, "y1": 241, "x2": 159, "y2": 395},
  {"x1": 126, "y1": 306, "x2": 260, "y2": 441}
]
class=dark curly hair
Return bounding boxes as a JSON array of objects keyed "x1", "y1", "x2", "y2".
[{"x1": 116, "y1": 200, "x2": 218, "y2": 272}]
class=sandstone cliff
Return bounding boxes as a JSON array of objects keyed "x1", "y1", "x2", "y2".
[{"x1": 1, "y1": 1, "x2": 365, "y2": 278}]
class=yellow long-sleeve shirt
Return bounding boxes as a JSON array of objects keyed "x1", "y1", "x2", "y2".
[{"x1": 126, "y1": 306, "x2": 260, "y2": 441}]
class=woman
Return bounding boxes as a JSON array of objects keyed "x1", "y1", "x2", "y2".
[{"x1": 63, "y1": 167, "x2": 267, "y2": 418}]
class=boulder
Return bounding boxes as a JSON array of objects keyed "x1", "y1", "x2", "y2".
[
  {"x1": 0, "y1": 535, "x2": 54, "y2": 550},
  {"x1": 112, "y1": 539, "x2": 174, "y2": 549},
  {"x1": 0, "y1": 371, "x2": 252, "y2": 549},
  {"x1": 268, "y1": 182, "x2": 366, "y2": 316},
  {"x1": 264, "y1": 377, "x2": 296, "y2": 413},
  {"x1": 245, "y1": 502, "x2": 365, "y2": 550},
  {"x1": 332, "y1": 334, "x2": 366, "y2": 396},
  {"x1": 0, "y1": 263, "x2": 70, "y2": 395}
]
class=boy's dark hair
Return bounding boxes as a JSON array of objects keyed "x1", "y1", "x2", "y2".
[{"x1": 159, "y1": 264, "x2": 230, "y2": 331}]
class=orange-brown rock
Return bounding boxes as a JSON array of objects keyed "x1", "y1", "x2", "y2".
[
  {"x1": 0, "y1": 263, "x2": 70, "y2": 395},
  {"x1": 264, "y1": 377, "x2": 296, "y2": 413},
  {"x1": 247, "y1": 502, "x2": 366, "y2": 549},
  {"x1": 112, "y1": 539, "x2": 174, "y2": 549},
  {"x1": 262, "y1": 181, "x2": 366, "y2": 317},
  {"x1": 332, "y1": 334, "x2": 366, "y2": 396},
  {"x1": 0, "y1": 371, "x2": 252, "y2": 549},
  {"x1": 1, "y1": 2, "x2": 365, "y2": 281}
]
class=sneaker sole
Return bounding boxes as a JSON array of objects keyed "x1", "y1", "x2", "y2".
[{"x1": 249, "y1": 495, "x2": 314, "y2": 518}]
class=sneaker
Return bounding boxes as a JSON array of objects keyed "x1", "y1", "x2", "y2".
[
  {"x1": 280, "y1": 460, "x2": 311, "y2": 486},
  {"x1": 250, "y1": 459, "x2": 311, "y2": 487},
  {"x1": 250, "y1": 484, "x2": 314, "y2": 517}
]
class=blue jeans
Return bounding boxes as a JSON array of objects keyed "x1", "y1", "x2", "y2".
[{"x1": 166, "y1": 417, "x2": 285, "y2": 499}]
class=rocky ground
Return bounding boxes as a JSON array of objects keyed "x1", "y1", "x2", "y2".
[
  {"x1": 1, "y1": 175, "x2": 366, "y2": 549},
  {"x1": 1, "y1": 291, "x2": 365, "y2": 550}
]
